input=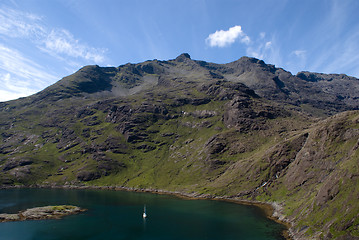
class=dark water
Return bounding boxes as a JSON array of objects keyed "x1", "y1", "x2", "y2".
[{"x1": 0, "y1": 188, "x2": 286, "y2": 240}]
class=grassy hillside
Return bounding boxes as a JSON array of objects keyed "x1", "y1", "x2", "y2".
[{"x1": 1, "y1": 55, "x2": 359, "y2": 239}]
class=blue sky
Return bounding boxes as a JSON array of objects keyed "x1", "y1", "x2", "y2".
[{"x1": 1, "y1": 0, "x2": 359, "y2": 102}]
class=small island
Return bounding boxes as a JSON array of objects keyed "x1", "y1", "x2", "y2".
[{"x1": 0, "y1": 205, "x2": 86, "y2": 222}]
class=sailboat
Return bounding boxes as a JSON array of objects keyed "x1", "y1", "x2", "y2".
[{"x1": 142, "y1": 205, "x2": 147, "y2": 218}]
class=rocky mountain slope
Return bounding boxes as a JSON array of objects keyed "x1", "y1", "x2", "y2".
[{"x1": 0, "y1": 54, "x2": 358, "y2": 239}]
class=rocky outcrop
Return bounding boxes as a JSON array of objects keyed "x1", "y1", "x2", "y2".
[
  {"x1": 0, "y1": 205, "x2": 86, "y2": 222},
  {"x1": 2, "y1": 159, "x2": 33, "y2": 171},
  {"x1": 199, "y1": 80, "x2": 258, "y2": 101},
  {"x1": 223, "y1": 96, "x2": 288, "y2": 131},
  {"x1": 76, "y1": 170, "x2": 100, "y2": 181}
]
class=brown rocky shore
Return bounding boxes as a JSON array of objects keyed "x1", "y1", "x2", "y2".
[{"x1": 0, "y1": 205, "x2": 86, "y2": 222}]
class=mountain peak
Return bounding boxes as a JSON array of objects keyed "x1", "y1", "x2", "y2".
[
  {"x1": 175, "y1": 53, "x2": 191, "y2": 62},
  {"x1": 237, "y1": 56, "x2": 266, "y2": 65}
]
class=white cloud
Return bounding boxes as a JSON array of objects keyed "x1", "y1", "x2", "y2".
[
  {"x1": 265, "y1": 41, "x2": 272, "y2": 49},
  {"x1": 0, "y1": 45, "x2": 58, "y2": 102},
  {"x1": 0, "y1": 45, "x2": 56, "y2": 83},
  {"x1": 246, "y1": 47, "x2": 262, "y2": 59},
  {"x1": 41, "y1": 29, "x2": 106, "y2": 62},
  {"x1": 0, "y1": 73, "x2": 38, "y2": 102},
  {"x1": 206, "y1": 25, "x2": 250, "y2": 47},
  {"x1": 245, "y1": 34, "x2": 283, "y2": 68},
  {"x1": 0, "y1": 89, "x2": 29, "y2": 102},
  {"x1": 293, "y1": 50, "x2": 306, "y2": 57},
  {"x1": 318, "y1": 32, "x2": 359, "y2": 76},
  {"x1": 0, "y1": 7, "x2": 45, "y2": 39},
  {"x1": 0, "y1": 7, "x2": 108, "y2": 101},
  {"x1": 246, "y1": 40, "x2": 273, "y2": 60},
  {"x1": 241, "y1": 35, "x2": 251, "y2": 45},
  {"x1": 206, "y1": 27, "x2": 278, "y2": 65},
  {"x1": 306, "y1": 1, "x2": 359, "y2": 77},
  {"x1": 0, "y1": 7, "x2": 106, "y2": 64},
  {"x1": 287, "y1": 50, "x2": 307, "y2": 73}
]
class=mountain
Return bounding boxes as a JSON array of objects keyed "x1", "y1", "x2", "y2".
[{"x1": 1, "y1": 54, "x2": 358, "y2": 239}]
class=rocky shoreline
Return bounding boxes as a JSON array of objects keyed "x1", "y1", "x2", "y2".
[{"x1": 0, "y1": 205, "x2": 86, "y2": 222}]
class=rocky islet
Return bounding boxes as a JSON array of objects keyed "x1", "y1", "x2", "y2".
[{"x1": 0, "y1": 205, "x2": 86, "y2": 222}]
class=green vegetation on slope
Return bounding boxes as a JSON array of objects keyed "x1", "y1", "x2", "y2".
[{"x1": 1, "y1": 55, "x2": 359, "y2": 239}]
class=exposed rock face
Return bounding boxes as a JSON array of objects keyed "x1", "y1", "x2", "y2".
[
  {"x1": 296, "y1": 71, "x2": 359, "y2": 108},
  {"x1": 199, "y1": 80, "x2": 258, "y2": 100},
  {"x1": 259, "y1": 111, "x2": 359, "y2": 239},
  {"x1": 5, "y1": 54, "x2": 357, "y2": 114},
  {"x1": 223, "y1": 96, "x2": 287, "y2": 131},
  {"x1": 1, "y1": 54, "x2": 359, "y2": 239},
  {"x1": 205, "y1": 134, "x2": 227, "y2": 155},
  {"x1": 3, "y1": 159, "x2": 33, "y2": 171},
  {"x1": 265, "y1": 133, "x2": 309, "y2": 180},
  {"x1": 76, "y1": 170, "x2": 100, "y2": 181}
]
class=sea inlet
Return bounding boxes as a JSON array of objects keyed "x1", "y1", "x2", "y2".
[{"x1": 0, "y1": 188, "x2": 286, "y2": 240}]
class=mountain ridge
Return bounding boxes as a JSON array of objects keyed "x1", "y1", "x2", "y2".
[
  {"x1": 0, "y1": 54, "x2": 359, "y2": 239},
  {"x1": 3, "y1": 53, "x2": 359, "y2": 115}
]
